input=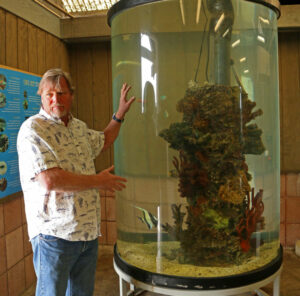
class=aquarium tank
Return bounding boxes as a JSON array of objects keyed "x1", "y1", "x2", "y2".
[{"x1": 108, "y1": 0, "x2": 282, "y2": 289}]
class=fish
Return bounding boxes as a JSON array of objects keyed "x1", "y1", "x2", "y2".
[{"x1": 135, "y1": 206, "x2": 158, "y2": 230}]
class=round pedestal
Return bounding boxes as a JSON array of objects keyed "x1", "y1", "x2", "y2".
[{"x1": 114, "y1": 244, "x2": 283, "y2": 295}]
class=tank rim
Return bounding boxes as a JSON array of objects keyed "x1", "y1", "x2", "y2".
[
  {"x1": 107, "y1": 0, "x2": 162, "y2": 27},
  {"x1": 114, "y1": 243, "x2": 283, "y2": 290},
  {"x1": 245, "y1": 0, "x2": 281, "y2": 18},
  {"x1": 107, "y1": 0, "x2": 281, "y2": 26}
]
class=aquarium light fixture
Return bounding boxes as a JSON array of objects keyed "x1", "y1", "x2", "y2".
[{"x1": 61, "y1": 0, "x2": 119, "y2": 13}]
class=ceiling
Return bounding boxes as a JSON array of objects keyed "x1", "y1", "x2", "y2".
[
  {"x1": 61, "y1": 0, "x2": 119, "y2": 13},
  {"x1": 33, "y1": 0, "x2": 120, "y2": 18},
  {"x1": 34, "y1": 0, "x2": 300, "y2": 19}
]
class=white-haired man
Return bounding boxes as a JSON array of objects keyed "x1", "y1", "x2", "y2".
[{"x1": 17, "y1": 68, "x2": 135, "y2": 296}]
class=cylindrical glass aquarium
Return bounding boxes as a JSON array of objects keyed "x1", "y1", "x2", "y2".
[{"x1": 109, "y1": 0, "x2": 282, "y2": 290}]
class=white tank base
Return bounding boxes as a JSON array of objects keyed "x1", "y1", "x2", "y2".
[{"x1": 114, "y1": 259, "x2": 282, "y2": 296}]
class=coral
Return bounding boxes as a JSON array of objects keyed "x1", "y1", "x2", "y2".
[
  {"x1": 159, "y1": 83, "x2": 265, "y2": 265},
  {"x1": 236, "y1": 189, "x2": 265, "y2": 252},
  {"x1": 218, "y1": 170, "x2": 250, "y2": 204}
]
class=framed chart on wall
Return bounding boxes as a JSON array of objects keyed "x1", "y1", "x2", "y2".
[{"x1": 0, "y1": 65, "x2": 41, "y2": 201}]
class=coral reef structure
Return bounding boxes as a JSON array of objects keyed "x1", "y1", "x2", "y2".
[{"x1": 159, "y1": 82, "x2": 265, "y2": 265}]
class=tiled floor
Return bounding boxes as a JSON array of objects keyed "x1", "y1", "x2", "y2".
[{"x1": 22, "y1": 246, "x2": 300, "y2": 296}]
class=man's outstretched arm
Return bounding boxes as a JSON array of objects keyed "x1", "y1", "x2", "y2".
[{"x1": 35, "y1": 165, "x2": 126, "y2": 193}]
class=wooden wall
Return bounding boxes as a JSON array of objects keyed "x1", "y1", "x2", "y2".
[
  {"x1": 279, "y1": 31, "x2": 300, "y2": 248},
  {"x1": 68, "y1": 42, "x2": 117, "y2": 247},
  {"x1": 279, "y1": 31, "x2": 300, "y2": 173},
  {"x1": 0, "y1": 9, "x2": 69, "y2": 74},
  {"x1": 69, "y1": 42, "x2": 113, "y2": 173},
  {"x1": 0, "y1": 8, "x2": 70, "y2": 296}
]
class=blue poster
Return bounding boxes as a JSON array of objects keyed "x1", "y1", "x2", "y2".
[{"x1": 0, "y1": 65, "x2": 41, "y2": 199}]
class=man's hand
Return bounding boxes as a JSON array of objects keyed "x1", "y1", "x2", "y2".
[
  {"x1": 96, "y1": 165, "x2": 127, "y2": 193},
  {"x1": 115, "y1": 83, "x2": 135, "y2": 120},
  {"x1": 102, "y1": 83, "x2": 136, "y2": 151}
]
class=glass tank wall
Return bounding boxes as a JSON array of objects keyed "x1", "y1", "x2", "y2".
[{"x1": 110, "y1": 0, "x2": 281, "y2": 280}]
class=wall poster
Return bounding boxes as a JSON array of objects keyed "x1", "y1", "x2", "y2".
[{"x1": 0, "y1": 65, "x2": 41, "y2": 200}]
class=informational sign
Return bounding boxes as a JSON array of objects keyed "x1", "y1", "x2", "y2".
[{"x1": 0, "y1": 65, "x2": 41, "y2": 200}]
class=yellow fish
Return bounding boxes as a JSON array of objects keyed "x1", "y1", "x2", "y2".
[{"x1": 135, "y1": 206, "x2": 158, "y2": 230}]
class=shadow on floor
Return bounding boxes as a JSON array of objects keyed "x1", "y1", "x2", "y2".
[{"x1": 22, "y1": 246, "x2": 300, "y2": 296}]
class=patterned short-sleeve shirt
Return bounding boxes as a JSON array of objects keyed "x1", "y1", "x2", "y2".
[{"x1": 17, "y1": 108, "x2": 105, "y2": 241}]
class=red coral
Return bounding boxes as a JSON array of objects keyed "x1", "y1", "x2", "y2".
[{"x1": 236, "y1": 189, "x2": 264, "y2": 252}]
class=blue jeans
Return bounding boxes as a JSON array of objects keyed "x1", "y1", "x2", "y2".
[{"x1": 31, "y1": 234, "x2": 98, "y2": 296}]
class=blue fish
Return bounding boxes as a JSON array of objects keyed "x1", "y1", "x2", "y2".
[{"x1": 135, "y1": 206, "x2": 158, "y2": 230}]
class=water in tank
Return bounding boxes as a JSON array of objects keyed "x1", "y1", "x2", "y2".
[{"x1": 109, "y1": 0, "x2": 282, "y2": 285}]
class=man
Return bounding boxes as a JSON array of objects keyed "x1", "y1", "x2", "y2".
[{"x1": 17, "y1": 68, "x2": 135, "y2": 296}]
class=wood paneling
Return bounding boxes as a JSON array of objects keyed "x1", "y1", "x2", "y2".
[
  {"x1": 37, "y1": 30, "x2": 46, "y2": 75},
  {"x1": 0, "y1": 9, "x2": 6, "y2": 65},
  {"x1": 53, "y1": 37, "x2": 61, "y2": 68},
  {"x1": 1, "y1": 9, "x2": 70, "y2": 75},
  {"x1": 69, "y1": 48, "x2": 78, "y2": 117},
  {"x1": 17, "y1": 18, "x2": 28, "y2": 71},
  {"x1": 1, "y1": 0, "x2": 61, "y2": 38},
  {"x1": 28, "y1": 24, "x2": 38, "y2": 73},
  {"x1": 5, "y1": 12, "x2": 17, "y2": 68},
  {"x1": 69, "y1": 42, "x2": 113, "y2": 172},
  {"x1": 92, "y1": 43, "x2": 112, "y2": 172},
  {"x1": 45, "y1": 33, "x2": 54, "y2": 70},
  {"x1": 75, "y1": 46, "x2": 94, "y2": 128},
  {"x1": 59, "y1": 42, "x2": 69, "y2": 73},
  {"x1": 279, "y1": 32, "x2": 300, "y2": 172},
  {"x1": 92, "y1": 43, "x2": 110, "y2": 130}
]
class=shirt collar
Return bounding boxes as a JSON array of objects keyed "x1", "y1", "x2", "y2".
[{"x1": 39, "y1": 108, "x2": 73, "y2": 126}]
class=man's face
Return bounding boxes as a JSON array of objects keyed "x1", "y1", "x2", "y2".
[{"x1": 41, "y1": 77, "x2": 73, "y2": 123}]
